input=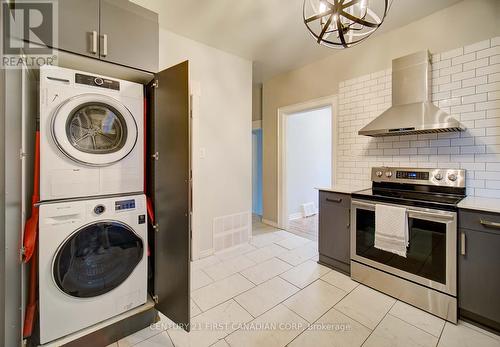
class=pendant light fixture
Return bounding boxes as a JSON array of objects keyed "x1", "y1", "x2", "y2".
[{"x1": 303, "y1": 0, "x2": 391, "y2": 49}]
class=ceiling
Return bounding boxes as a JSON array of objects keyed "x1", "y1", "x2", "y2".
[{"x1": 133, "y1": 0, "x2": 463, "y2": 83}]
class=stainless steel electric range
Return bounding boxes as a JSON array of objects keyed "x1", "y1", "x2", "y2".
[{"x1": 351, "y1": 167, "x2": 466, "y2": 323}]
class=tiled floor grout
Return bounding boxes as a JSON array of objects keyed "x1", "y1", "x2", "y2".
[
  {"x1": 127, "y1": 224, "x2": 500, "y2": 347},
  {"x1": 359, "y1": 298, "x2": 398, "y2": 346}
]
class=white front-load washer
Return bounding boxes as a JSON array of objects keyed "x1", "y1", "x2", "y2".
[
  {"x1": 39, "y1": 65, "x2": 144, "y2": 201},
  {"x1": 38, "y1": 194, "x2": 148, "y2": 344}
]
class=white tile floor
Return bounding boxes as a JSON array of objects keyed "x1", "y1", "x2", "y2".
[{"x1": 113, "y1": 223, "x2": 500, "y2": 347}]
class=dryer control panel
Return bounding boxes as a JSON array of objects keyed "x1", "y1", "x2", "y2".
[
  {"x1": 115, "y1": 199, "x2": 136, "y2": 211},
  {"x1": 75, "y1": 73, "x2": 120, "y2": 90}
]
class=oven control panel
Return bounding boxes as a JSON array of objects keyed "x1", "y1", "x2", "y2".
[{"x1": 372, "y1": 167, "x2": 465, "y2": 188}]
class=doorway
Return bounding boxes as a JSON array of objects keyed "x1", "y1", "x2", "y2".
[
  {"x1": 252, "y1": 128, "x2": 263, "y2": 218},
  {"x1": 277, "y1": 96, "x2": 337, "y2": 236}
]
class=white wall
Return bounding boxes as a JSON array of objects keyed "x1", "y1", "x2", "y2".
[
  {"x1": 286, "y1": 107, "x2": 332, "y2": 218},
  {"x1": 337, "y1": 37, "x2": 500, "y2": 198},
  {"x1": 158, "y1": 28, "x2": 253, "y2": 258}
]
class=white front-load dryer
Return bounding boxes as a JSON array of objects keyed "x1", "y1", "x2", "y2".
[
  {"x1": 38, "y1": 194, "x2": 148, "y2": 344},
  {"x1": 40, "y1": 65, "x2": 144, "y2": 201}
]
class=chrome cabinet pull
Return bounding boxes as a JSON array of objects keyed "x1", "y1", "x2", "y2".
[
  {"x1": 460, "y1": 232, "x2": 466, "y2": 256},
  {"x1": 90, "y1": 31, "x2": 97, "y2": 54},
  {"x1": 480, "y1": 219, "x2": 500, "y2": 229},
  {"x1": 101, "y1": 34, "x2": 108, "y2": 57},
  {"x1": 326, "y1": 198, "x2": 342, "y2": 203}
]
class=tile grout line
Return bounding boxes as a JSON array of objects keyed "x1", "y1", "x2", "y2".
[{"x1": 360, "y1": 299, "x2": 398, "y2": 346}]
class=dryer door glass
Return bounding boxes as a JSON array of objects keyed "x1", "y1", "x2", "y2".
[
  {"x1": 53, "y1": 221, "x2": 144, "y2": 298},
  {"x1": 66, "y1": 102, "x2": 128, "y2": 154}
]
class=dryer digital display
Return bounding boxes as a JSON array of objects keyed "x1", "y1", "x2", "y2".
[{"x1": 115, "y1": 199, "x2": 136, "y2": 211}]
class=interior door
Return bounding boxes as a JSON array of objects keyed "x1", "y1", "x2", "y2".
[
  {"x1": 58, "y1": 0, "x2": 100, "y2": 57},
  {"x1": 99, "y1": 0, "x2": 159, "y2": 72},
  {"x1": 148, "y1": 61, "x2": 190, "y2": 331}
]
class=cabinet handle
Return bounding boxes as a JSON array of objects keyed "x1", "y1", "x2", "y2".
[
  {"x1": 101, "y1": 34, "x2": 108, "y2": 57},
  {"x1": 90, "y1": 31, "x2": 97, "y2": 54},
  {"x1": 460, "y1": 232, "x2": 466, "y2": 256},
  {"x1": 347, "y1": 208, "x2": 351, "y2": 229},
  {"x1": 326, "y1": 198, "x2": 342, "y2": 203},
  {"x1": 480, "y1": 219, "x2": 500, "y2": 229}
]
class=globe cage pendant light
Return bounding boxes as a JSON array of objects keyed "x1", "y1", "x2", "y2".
[{"x1": 303, "y1": 0, "x2": 392, "y2": 49}]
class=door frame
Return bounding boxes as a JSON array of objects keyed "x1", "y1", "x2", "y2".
[{"x1": 277, "y1": 95, "x2": 338, "y2": 230}]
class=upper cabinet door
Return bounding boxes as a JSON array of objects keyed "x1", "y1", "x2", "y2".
[
  {"x1": 58, "y1": 0, "x2": 100, "y2": 58},
  {"x1": 100, "y1": 0, "x2": 159, "y2": 72},
  {"x1": 148, "y1": 61, "x2": 190, "y2": 330}
]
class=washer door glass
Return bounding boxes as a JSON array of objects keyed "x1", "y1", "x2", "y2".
[
  {"x1": 66, "y1": 102, "x2": 128, "y2": 154},
  {"x1": 53, "y1": 221, "x2": 144, "y2": 298},
  {"x1": 51, "y1": 94, "x2": 138, "y2": 166}
]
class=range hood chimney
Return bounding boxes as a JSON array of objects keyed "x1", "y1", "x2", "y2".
[{"x1": 358, "y1": 50, "x2": 465, "y2": 137}]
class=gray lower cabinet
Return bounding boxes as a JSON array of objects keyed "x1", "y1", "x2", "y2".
[
  {"x1": 100, "y1": 0, "x2": 159, "y2": 72},
  {"x1": 459, "y1": 209, "x2": 500, "y2": 332},
  {"x1": 318, "y1": 191, "x2": 351, "y2": 274}
]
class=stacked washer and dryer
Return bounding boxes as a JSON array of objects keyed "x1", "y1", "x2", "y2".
[{"x1": 38, "y1": 66, "x2": 148, "y2": 344}]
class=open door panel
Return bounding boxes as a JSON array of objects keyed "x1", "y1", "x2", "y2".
[{"x1": 147, "y1": 61, "x2": 190, "y2": 331}]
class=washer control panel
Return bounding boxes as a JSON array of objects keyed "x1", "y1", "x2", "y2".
[
  {"x1": 75, "y1": 73, "x2": 120, "y2": 90},
  {"x1": 115, "y1": 199, "x2": 136, "y2": 211}
]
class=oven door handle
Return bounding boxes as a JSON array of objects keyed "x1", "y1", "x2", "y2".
[
  {"x1": 352, "y1": 200, "x2": 455, "y2": 221},
  {"x1": 408, "y1": 210, "x2": 455, "y2": 221}
]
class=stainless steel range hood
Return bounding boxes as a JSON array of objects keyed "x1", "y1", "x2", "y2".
[{"x1": 358, "y1": 51, "x2": 465, "y2": 137}]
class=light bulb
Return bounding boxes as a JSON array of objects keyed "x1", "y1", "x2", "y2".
[{"x1": 319, "y1": 1, "x2": 327, "y2": 13}]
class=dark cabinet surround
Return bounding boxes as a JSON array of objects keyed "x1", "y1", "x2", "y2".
[
  {"x1": 459, "y1": 209, "x2": 500, "y2": 332},
  {"x1": 318, "y1": 190, "x2": 351, "y2": 274}
]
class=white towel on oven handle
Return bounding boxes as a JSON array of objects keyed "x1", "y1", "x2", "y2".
[{"x1": 374, "y1": 204, "x2": 409, "y2": 258}]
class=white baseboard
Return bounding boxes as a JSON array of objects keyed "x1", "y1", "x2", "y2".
[
  {"x1": 261, "y1": 218, "x2": 280, "y2": 228},
  {"x1": 196, "y1": 248, "x2": 214, "y2": 260},
  {"x1": 288, "y1": 212, "x2": 303, "y2": 221}
]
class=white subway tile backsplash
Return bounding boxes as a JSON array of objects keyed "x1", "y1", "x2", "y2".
[
  {"x1": 463, "y1": 57, "x2": 489, "y2": 71},
  {"x1": 337, "y1": 38, "x2": 500, "y2": 196},
  {"x1": 490, "y1": 73, "x2": 500, "y2": 83},
  {"x1": 477, "y1": 82, "x2": 500, "y2": 93},
  {"x1": 477, "y1": 46, "x2": 500, "y2": 59},
  {"x1": 452, "y1": 52, "x2": 476, "y2": 66},
  {"x1": 464, "y1": 40, "x2": 490, "y2": 54},
  {"x1": 477, "y1": 64, "x2": 500, "y2": 77},
  {"x1": 462, "y1": 75, "x2": 488, "y2": 87}
]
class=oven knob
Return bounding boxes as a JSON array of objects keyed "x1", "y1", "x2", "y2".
[
  {"x1": 448, "y1": 173, "x2": 458, "y2": 182},
  {"x1": 435, "y1": 173, "x2": 443, "y2": 181},
  {"x1": 376, "y1": 171, "x2": 383, "y2": 178},
  {"x1": 385, "y1": 171, "x2": 393, "y2": 178}
]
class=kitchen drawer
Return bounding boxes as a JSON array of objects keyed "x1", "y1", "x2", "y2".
[
  {"x1": 459, "y1": 209, "x2": 500, "y2": 234},
  {"x1": 319, "y1": 191, "x2": 351, "y2": 209}
]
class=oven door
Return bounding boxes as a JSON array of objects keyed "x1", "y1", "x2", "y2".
[{"x1": 351, "y1": 199, "x2": 457, "y2": 296}]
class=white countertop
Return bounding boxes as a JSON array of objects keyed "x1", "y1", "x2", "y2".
[
  {"x1": 458, "y1": 196, "x2": 500, "y2": 214},
  {"x1": 316, "y1": 186, "x2": 368, "y2": 195}
]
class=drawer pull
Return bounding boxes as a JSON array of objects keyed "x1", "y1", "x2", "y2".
[
  {"x1": 480, "y1": 220, "x2": 500, "y2": 229},
  {"x1": 326, "y1": 198, "x2": 342, "y2": 203},
  {"x1": 460, "y1": 232, "x2": 466, "y2": 256}
]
